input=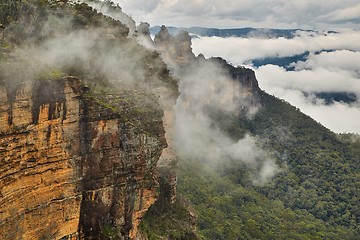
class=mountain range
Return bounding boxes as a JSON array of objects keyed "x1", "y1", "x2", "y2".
[
  {"x1": 149, "y1": 26, "x2": 328, "y2": 39},
  {"x1": 0, "y1": 1, "x2": 359, "y2": 239},
  {"x1": 151, "y1": 26, "x2": 358, "y2": 106}
]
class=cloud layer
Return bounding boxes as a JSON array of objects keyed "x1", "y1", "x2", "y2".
[
  {"x1": 189, "y1": 31, "x2": 360, "y2": 133},
  {"x1": 191, "y1": 31, "x2": 360, "y2": 65},
  {"x1": 173, "y1": 59, "x2": 278, "y2": 184},
  {"x1": 115, "y1": 0, "x2": 360, "y2": 29},
  {"x1": 113, "y1": 0, "x2": 360, "y2": 133}
]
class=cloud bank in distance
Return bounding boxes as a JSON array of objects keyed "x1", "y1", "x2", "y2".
[{"x1": 191, "y1": 30, "x2": 360, "y2": 133}]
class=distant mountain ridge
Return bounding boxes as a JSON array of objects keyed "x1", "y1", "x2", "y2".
[
  {"x1": 149, "y1": 26, "x2": 331, "y2": 39},
  {"x1": 150, "y1": 26, "x2": 358, "y2": 105}
]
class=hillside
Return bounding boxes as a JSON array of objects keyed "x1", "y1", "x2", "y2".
[
  {"x1": 0, "y1": 1, "x2": 359, "y2": 240},
  {"x1": 140, "y1": 59, "x2": 360, "y2": 239},
  {"x1": 0, "y1": 1, "x2": 177, "y2": 239},
  {"x1": 141, "y1": 26, "x2": 360, "y2": 240},
  {"x1": 176, "y1": 91, "x2": 360, "y2": 239}
]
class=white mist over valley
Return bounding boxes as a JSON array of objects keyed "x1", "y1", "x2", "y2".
[
  {"x1": 191, "y1": 31, "x2": 360, "y2": 133},
  {"x1": 116, "y1": 0, "x2": 360, "y2": 134}
]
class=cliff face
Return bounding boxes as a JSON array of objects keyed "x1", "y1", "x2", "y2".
[
  {"x1": 0, "y1": 77, "x2": 166, "y2": 239},
  {"x1": 154, "y1": 26, "x2": 261, "y2": 106},
  {"x1": 151, "y1": 26, "x2": 262, "y2": 206},
  {"x1": 209, "y1": 57, "x2": 261, "y2": 113},
  {"x1": 210, "y1": 57, "x2": 260, "y2": 96},
  {"x1": 154, "y1": 25, "x2": 196, "y2": 69}
]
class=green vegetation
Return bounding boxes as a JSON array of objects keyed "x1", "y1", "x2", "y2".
[
  {"x1": 252, "y1": 93, "x2": 359, "y2": 230},
  {"x1": 139, "y1": 88, "x2": 359, "y2": 239},
  {"x1": 178, "y1": 160, "x2": 356, "y2": 240},
  {"x1": 2, "y1": 0, "x2": 358, "y2": 239},
  {"x1": 101, "y1": 219, "x2": 122, "y2": 240},
  {"x1": 139, "y1": 200, "x2": 199, "y2": 240},
  {"x1": 36, "y1": 68, "x2": 65, "y2": 81},
  {"x1": 0, "y1": 0, "x2": 22, "y2": 25},
  {"x1": 139, "y1": 72, "x2": 358, "y2": 239},
  {"x1": 84, "y1": 80, "x2": 164, "y2": 138},
  {"x1": 0, "y1": 0, "x2": 177, "y2": 137},
  {"x1": 174, "y1": 92, "x2": 359, "y2": 239}
]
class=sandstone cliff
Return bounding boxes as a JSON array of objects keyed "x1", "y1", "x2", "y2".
[
  {"x1": 0, "y1": 2, "x2": 264, "y2": 239},
  {"x1": 0, "y1": 77, "x2": 166, "y2": 239}
]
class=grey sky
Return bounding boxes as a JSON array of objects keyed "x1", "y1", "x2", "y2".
[{"x1": 115, "y1": 0, "x2": 360, "y2": 29}]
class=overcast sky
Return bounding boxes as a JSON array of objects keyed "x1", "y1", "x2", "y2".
[{"x1": 115, "y1": 0, "x2": 360, "y2": 30}]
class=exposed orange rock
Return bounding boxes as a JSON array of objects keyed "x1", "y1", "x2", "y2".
[
  {"x1": 0, "y1": 77, "x2": 166, "y2": 239},
  {"x1": 129, "y1": 188, "x2": 157, "y2": 239},
  {"x1": 0, "y1": 79, "x2": 82, "y2": 239}
]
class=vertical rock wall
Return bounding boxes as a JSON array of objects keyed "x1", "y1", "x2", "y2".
[
  {"x1": 0, "y1": 78, "x2": 82, "y2": 240},
  {"x1": 0, "y1": 77, "x2": 166, "y2": 239}
]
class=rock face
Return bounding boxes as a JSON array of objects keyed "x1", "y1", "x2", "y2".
[
  {"x1": 209, "y1": 57, "x2": 261, "y2": 112},
  {"x1": 152, "y1": 26, "x2": 262, "y2": 206},
  {"x1": 211, "y1": 57, "x2": 260, "y2": 96},
  {"x1": 154, "y1": 25, "x2": 196, "y2": 69},
  {"x1": 0, "y1": 77, "x2": 166, "y2": 239}
]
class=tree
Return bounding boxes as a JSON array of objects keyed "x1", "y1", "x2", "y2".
[{"x1": 0, "y1": 0, "x2": 22, "y2": 25}]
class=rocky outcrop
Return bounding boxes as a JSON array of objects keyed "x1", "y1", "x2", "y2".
[
  {"x1": 152, "y1": 26, "x2": 262, "y2": 206},
  {"x1": 0, "y1": 77, "x2": 166, "y2": 239},
  {"x1": 154, "y1": 26, "x2": 260, "y2": 102},
  {"x1": 154, "y1": 25, "x2": 196, "y2": 69},
  {"x1": 157, "y1": 106, "x2": 177, "y2": 205},
  {"x1": 208, "y1": 57, "x2": 261, "y2": 113},
  {"x1": 210, "y1": 57, "x2": 260, "y2": 96}
]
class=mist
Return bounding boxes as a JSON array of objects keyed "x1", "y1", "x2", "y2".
[
  {"x1": 191, "y1": 30, "x2": 360, "y2": 133},
  {"x1": 1, "y1": 1, "x2": 280, "y2": 185},
  {"x1": 172, "y1": 57, "x2": 278, "y2": 184},
  {"x1": 78, "y1": 0, "x2": 136, "y2": 34},
  {"x1": 1, "y1": 11, "x2": 156, "y2": 93}
]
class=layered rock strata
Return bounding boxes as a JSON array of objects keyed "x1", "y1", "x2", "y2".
[{"x1": 0, "y1": 77, "x2": 166, "y2": 239}]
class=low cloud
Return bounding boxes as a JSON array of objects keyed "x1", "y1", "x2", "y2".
[
  {"x1": 255, "y1": 63, "x2": 360, "y2": 134},
  {"x1": 190, "y1": 31, "x2": 360, "y2": 133},
  {"x1": 256, "y1": 64, "x2": 360, "y2": 94},
  {"x1": 115, "y1": 0, "x2": 360, "y2": 29},
  {"x1": 173, "y1": 59, "x2": 278, "y2": 184},
  {"x1": 257, "y1": 86, "x2": 360, "y2": 133},
  {"x1": 191, "y1": 31, "x2": 360, "y2": 65},
  {"x1": 292, "y1": 50, "x2": 360, "y2": 72}
]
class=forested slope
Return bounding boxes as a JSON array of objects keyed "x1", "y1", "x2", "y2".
[
  {"x1": 142, "y1": 74, "x2": 360, "y2": 240},
  {"x1": 175, "y1": 91, "x2": 360, "y2": 239}
]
